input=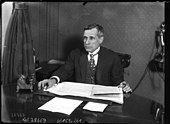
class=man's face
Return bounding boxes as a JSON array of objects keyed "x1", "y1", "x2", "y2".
[{"x1": 83, "y1": 28, "x2": 103, "y2": 53}]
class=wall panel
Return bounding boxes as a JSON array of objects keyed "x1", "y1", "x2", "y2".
[{"x1": 28, "y1": 2, "x2": 59, "y2": 62}]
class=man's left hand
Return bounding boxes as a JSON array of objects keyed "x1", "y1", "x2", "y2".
[{"x1": 118, "y1": 81, "x2": 132, "y2": 93}]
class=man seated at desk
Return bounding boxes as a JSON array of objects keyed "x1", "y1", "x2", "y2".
[{"x1": 38, "y1": 23, "x2": 132, "y2": 93}]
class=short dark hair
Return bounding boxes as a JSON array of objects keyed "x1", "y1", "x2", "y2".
[{"x1": 84, "y1": 23, "x2": 104, "y2": 38}]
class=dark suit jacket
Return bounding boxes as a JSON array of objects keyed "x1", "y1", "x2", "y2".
[{"x1": 52, "y1": 46, "x2": 124, "y2": 86}]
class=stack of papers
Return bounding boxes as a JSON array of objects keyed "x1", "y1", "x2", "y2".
[
  {"x1": 38, "y1": 97, "x2": 83, "y2": 115},
  {"x1": 44, "y1": 82, "x2": 124, "y2": 104}
]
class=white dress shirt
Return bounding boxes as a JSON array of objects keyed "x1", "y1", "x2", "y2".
[{"x1": 87, "y1": 46, "x2": 100, "y2": 66}]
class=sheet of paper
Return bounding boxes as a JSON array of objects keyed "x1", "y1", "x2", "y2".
[
  {"x1": 38, "y1": 97, "x2": 83, "y2": 115},
  {"x1": 83, "y1": 102, "x2": 108, "y2": 112},
  {"x1": 45, "y1": 82, "x2": 93, "y2": 96},
  {"x1": 45, "y1": 82, "x2": 123, "y2": 104}
]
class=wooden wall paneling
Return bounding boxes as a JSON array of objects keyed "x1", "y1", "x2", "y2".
[
  {"x1": 28, "y1": 2, "x2": 40, "y2": 59},
  {"x1": 38, "y1": 2, "x2": 48, "y2": 62},
  {"x1": 46, "y1": 2, "x2": 50, "y2": 61},
  {"x1": 29, "y1": 2, "x2": 60, "y2": 62},
  {"x1": 48, "y1": 2, "x2": 59, "y2": 60},
  {"x1": 58, "y1": 3, "x2": 84, "y2": 60}
]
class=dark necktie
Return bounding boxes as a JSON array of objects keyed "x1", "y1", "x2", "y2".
[
  {"x1": 86, "y1": 53, "x2": 97, "y2": 84},
  {"x1": 89, "y1": 54, "x2": 95, "y2": 71}
]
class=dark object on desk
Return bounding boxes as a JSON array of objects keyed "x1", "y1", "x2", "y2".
[
  {"x1": 16, "y1": 74, "x2": 35, "y2": 92},
  {"x1": 36, "y1": 62, "x2": 62, "y2": 81},
  {"x1": 93, "y1": 93, "x2": 121, "y2": 95},
  {"x1": 151, "y1": 101, "x2": 164, "y2": 124}
]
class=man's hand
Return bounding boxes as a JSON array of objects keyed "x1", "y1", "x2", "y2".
[
  {"x1": 38, "y1": 79, "x2": 57, "y2": 90},
  {"x1": 118, "y1": 81, "x2": 132, "y2": 93}
]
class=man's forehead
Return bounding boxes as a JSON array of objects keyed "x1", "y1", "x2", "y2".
[{"x1": 84, "y1": 28, "x2": 98, "y2": 36}]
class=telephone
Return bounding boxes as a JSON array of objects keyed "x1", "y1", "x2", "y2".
[{"x1": 148, "y1": 22, "x2": 165, "y2": 72}]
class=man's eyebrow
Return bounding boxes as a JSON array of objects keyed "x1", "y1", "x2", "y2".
[
  {"x1": 89, "y1": 36, "x2": 95, "y2": 38},
  {"x1": 83, "y1": 35, "x2": 95, "y2": 38}
]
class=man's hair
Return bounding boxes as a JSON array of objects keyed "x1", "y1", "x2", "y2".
[{"x1": 84, "y1": 23, "x2": 104, "y2": 38}]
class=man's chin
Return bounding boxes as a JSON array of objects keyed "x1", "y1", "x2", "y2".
[{"x1": 85, "y1": 48, "x2": 92, "y2": 52}]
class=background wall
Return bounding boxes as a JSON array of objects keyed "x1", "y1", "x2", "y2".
[{"x1": 2, "y1": 2, "x2": 165, "y2": 106}]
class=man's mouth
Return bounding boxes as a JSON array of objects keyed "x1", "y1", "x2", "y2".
[{"x1": 84, "y1": 45, "x2": 90, "y2": 49}]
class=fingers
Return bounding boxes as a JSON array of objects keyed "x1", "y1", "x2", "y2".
[
  {"x1": 118, "y1": 81, "x2": 126, "y2": 88},
  {"x1": 47, "y1": 79, "x2": 56, "y2": 89},
  {"x1": 47, "y1": 82, "x2": 53, "y2": 89},
  {"x1": 38, "y1": 79, "x2": 56, "y2": 90},
  {"x1": 118, "y1": 83, "x2": 124, "y2": 88},
  {"x1": 118, "y1": 81, "x2": 132, "y2": 93},
  {"x1": 38, "y1": 79, "x2": 49, "y2": 90},
  {"x1": 42, "y1": 79, "x2": 49, "y2": 88},
  {"x1": 38, "y1": 81, "x2": 42, "y2": 90},
  {"x1": 123, "y1": 85, "x2": 132, "y2": 93}
]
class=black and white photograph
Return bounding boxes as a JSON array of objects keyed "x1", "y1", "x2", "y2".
[{"x1": 1, "y1": 1, "x2": 167, "y2": 123}]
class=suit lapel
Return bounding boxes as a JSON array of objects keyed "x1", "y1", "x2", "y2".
[{"x1": 96, "y1": 47, "x2": 105, "y2": 82}]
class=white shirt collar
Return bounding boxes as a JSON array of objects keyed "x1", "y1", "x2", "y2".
[{"x1": 88, "y1": 46, "x2": 100, "y2": 55}]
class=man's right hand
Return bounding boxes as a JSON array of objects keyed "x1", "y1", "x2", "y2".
[{"x1": 38, "y1": 79, "x2": 57, "y2": 90}]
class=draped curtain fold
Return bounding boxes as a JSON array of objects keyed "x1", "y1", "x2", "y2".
[{"x1": 2, "y1": 2, "x2": 35, "y2": 85}]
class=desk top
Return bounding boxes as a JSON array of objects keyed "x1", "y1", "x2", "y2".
[{"x1": 1, "y1": 84, "x2": 164, "y2": 123}]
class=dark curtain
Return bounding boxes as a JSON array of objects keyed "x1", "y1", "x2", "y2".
[{"x1": 2, "y1": 2, "x2": 35, "y2": 85}]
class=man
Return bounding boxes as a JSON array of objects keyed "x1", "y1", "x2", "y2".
[{"x1": 38, "y1": 23, "x2": 132, "y2": 93}]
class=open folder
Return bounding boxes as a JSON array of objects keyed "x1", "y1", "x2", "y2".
[{"x1": 44, "y1": 82, "x2": 123, "y2": 104}]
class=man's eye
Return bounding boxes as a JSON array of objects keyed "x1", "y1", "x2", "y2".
[
  {"x1": 83, "y1": 37, "x2": 87, "y2": 40},
  {"x1": 90, "y1": 37, "x2": 95, "y2": 40}
]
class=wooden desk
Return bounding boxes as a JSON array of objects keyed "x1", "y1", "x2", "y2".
[{"x1": 1, "y1": 84, "x2": 164, "y2": 123}]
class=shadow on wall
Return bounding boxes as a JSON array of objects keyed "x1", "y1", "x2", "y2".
[{"x1": 62, "y1": 34, "x2": 84, "y2": 60}]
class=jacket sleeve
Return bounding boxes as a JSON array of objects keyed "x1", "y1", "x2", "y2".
[
  {"x1": 51, "y1": 51, "x2": 75, "y2": 82},
  {"x1": 111, "y1": 54, "x2": 124, "y2": 85}
]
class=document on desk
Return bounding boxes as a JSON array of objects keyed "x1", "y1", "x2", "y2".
[
  {"x1": 83, "y1": 102, "x2": 108, "y2": 112},
  {"x1": 44, "y1": 82, "x2": 123, "y2": 104},
  {"x1": 38, "y1": 97, "x2": 83, "y2": 115}
]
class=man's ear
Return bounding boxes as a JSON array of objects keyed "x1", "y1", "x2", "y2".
[{"x1": 99, "y1": 36, "x2": 104, "y2": 44}]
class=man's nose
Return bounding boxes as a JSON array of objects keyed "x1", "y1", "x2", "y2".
[{"x1": 84, "y1": 39, "x2": 90, "y2": 44}]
